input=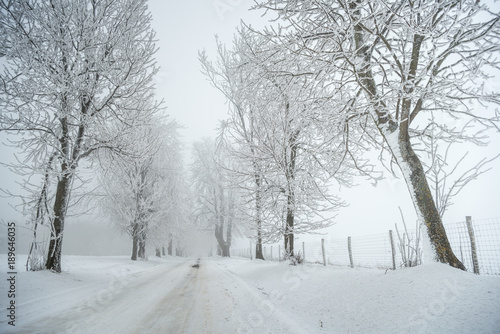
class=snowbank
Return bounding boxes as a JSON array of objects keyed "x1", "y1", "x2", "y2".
[{"x1": 215, "y1": 258, "x2": 500, "y2": 333}]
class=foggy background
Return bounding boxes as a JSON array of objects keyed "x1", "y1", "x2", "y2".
[{"x1": 1, "y1": 0, "x2": 499, "y2": 256}]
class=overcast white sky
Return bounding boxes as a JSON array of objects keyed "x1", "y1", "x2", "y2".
[
  {"x1": 1, "y1": 0, "x2": 499, "y2": 246},
  {"x1": 146, "y1": 0, "x2": 500, "y2": 237}
]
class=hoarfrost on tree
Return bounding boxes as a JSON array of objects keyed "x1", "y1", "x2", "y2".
[
  {"x1": 250, "y1": 0, "x2": 500, "y2": 269},
  {"x1": 0, "y1": 0, "x2": 161, "y2": 272}
]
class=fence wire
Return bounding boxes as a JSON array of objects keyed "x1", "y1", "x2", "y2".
[
  {"x1": 231, "y1": 217, "x2": 500, "y2": 275},
  {"x1": 445, "y1": 217, "x2": 500, "y2": 275},
  {"x1": 321, "y1": 234, "x2": 394, "y2": 269}
]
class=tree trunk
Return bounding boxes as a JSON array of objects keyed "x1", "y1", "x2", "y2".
[
  {"x1": 397, "y1": 131, "x2": 465, "y2": 270},
  {"x1": 138, "y1": 225, "x2": 147, "y2": 259},
  {"x1": 131, "y1": 223, "x2": 139, "y2": 261},
  {"x1": 138, "y1": 238, "x2": 146, "y2": 259},
  {"x1": 284, "y1": 108, "x2": 298, "y2": 258},
  {"x1": 284, "y1": 193, "x2": 295, "y2": 257},
  {"x1": 255, "y1": 185, "x2": 265, "y2": 260},
  {"x1": 226, "y1": 202, "x2": 233, "y2": 257},
  {"x1": 255, "y1": 242, "x2": 264, "y2": 260},
  {"x1": 168, "y1": 234, "x2": 173, "y2": 255},
  {"x1": 215, "y1": 224, "x2": 231, "y2": 257},
  {"x1": 214, "y1": 189, "x2": 232, "y2": 257},
  {"x1": 45, "y1": 175, "x2": 71, "y2": 272},
  {"x1": 221, "y1": 244, "x2": 230, "y2": 257}
]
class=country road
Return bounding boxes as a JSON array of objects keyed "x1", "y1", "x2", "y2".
[
  {"x1": 14, "y1": 258, "x2": 305, "y2": 334},
  {"x1": 2, "y1": 255, "x2": 500, "y2": 334}
]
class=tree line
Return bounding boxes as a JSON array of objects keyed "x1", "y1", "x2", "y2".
[
  {"x1": 197, "y1": 0, "x2": 500, "y2": 268},
  {"x1": 1, "y1": 0, "x2": 499, "y2": 272},
  {"x1": 0, "y1": 0, "x2": 188, "y2": 271}
]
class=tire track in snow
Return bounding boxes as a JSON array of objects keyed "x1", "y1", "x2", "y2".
[
  {"x1": 12, "y1": 258, "x2": 307, "y2": 334},
  {"x1": 15, "y1": 260, "x2": 190, "y2": 334},
  {"x1": 209, "y1": 259, "x2": 308, "y2": 334},
  {"x1": 132, "y1": 259, "x2": 214, "y2": 333}
]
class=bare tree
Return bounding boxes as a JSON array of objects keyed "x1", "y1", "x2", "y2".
[
  {"x1": 0, "y1": 0, "x2": 160, "y2": 272},
  {"x1": 200, "y1": 35, "x2": 267, "y2": 259},
  {"x1": 253, "y1": 0, "x2": 500, "y2": 269},
  {"x1": 190, "y1": 138, "x2": 238, "y2": 257},
  {"x1": 417, "y1": 116, "x2": 500, "y2": 218},
  {"x1": 99, "y1": 118, "x2": 184, "y2": 261},
  {"x1": 201, "y1": 27, "x2": 353, "y2": 258}
]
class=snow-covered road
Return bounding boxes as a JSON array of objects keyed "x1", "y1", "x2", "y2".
[
  {"x1": 2, "y1": 255, "x2": 499, "y2": 333},
  {"x1": 10, "y1": 258, "x2": 304, "y2": 334}
]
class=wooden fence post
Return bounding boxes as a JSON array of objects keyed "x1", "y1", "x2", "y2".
[
  {"x1": 389, "y1": 230, "x2": 396, "y2": 270},
  {"x1": 249, "y1": 241, "x2": 252, "y2": 260},
  {"x1": 348, "y1": 236, "x2": 354, "y2": 268},
  {"x1": 466, "y1": 216, "x2": 480, "y2": 274},
  {"x1": 321, "y1": 239, "x2": 326, "y2": 266},
  {"x1": 278, "y1": 245, "x2": 281, "y2": 262}
]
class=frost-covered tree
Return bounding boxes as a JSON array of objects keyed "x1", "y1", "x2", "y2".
[
  {"x1": 253, "y1": 0, "x2": 500, "y2": 269},
  {"x1": 200, "y1": 36, "x2": 267, "y2": 259},
  {"x1": 417, "y1": 115, "x2": 500, "y2": 218},
  {"x1": 0, "y1": 0, "x2": 160, "y2": 272},
  {"x1": 99, "y1": 118, "x2": 184, "y2": 261},
  {"x1": 151, "y1": 122, "x2": 190, "y2": 258},
  {"x1": 201, "y1": 27, "x2": 354, "y2": 258},
  {"x1": 191, "y1": 138, "x2": 238, "y2": 257}
]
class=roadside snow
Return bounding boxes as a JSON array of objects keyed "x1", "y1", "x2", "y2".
[
  {"x1": 219, "y1": 258, "x2": 500, "y2": 333},
  {"x1": 1, "y1": 255, "x2": 499, "y2": 333},
  {"x1": 0, "y1": 255, "x2": 186, "y2": 332}
]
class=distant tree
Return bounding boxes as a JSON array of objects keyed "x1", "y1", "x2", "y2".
[
  {"x1": 253, "y1": 0, "x2": 500, "y2": 269},
  {"x1": 200, "y1": 36, "x2": 267, "y2": 259},
  {"x1": 0, "y1": 0, "x2": 160, "y2": 272},
  {"x1": 151, "y1": 123, "x2": 190, "y2": 258},
  {"x1": 191, "y1": 138, "x2": 238, "y2": 257},
  {"x1": 99, "y1": 118, "x2": 184, "y2": 261}
]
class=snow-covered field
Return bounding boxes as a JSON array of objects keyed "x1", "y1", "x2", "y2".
[{"x1": 1, "y1": 254, "x2": 499, "y2": 333}]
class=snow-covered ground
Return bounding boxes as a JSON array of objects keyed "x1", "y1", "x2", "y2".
[{"x1": 1, "y1": 255, "x2": 499, "y2": 333}]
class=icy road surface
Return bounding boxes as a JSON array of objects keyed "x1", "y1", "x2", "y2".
[{"x1": 13, "y1": 258, "x2": 305, "y2": 334}]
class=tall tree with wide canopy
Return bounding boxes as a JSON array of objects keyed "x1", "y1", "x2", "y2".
[
  {"x1": 0, "y1": 0, "x2": 160, "y2": 272},
  {"x1": 191, "y1": 138, "x2": 237, "y2": 257},
  {"x1": 253, "y1": 0, "x2": 500, "y2": 268},
  {"x1": 201, "y1": 27, "x2": 355, "y2": 258},
  {"x1": 99, "y1": 118, "x2": 184, "y2": 261}
]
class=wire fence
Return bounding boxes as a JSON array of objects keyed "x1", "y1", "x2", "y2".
[
  {"x1": 232, "y1": 216, "x2": 500, "y2": 275},
  {"x1": 446, "y1": 217, "x2": 500, "y2": 275}
]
